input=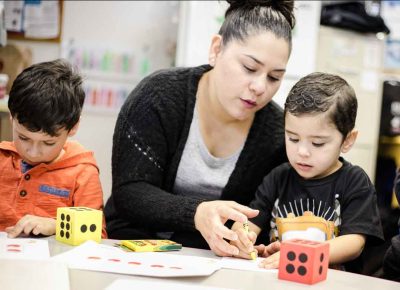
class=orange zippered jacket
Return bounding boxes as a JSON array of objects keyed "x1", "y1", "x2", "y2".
[{"x1": 0, "y1": 140, "x2": 107, "y2": 238}]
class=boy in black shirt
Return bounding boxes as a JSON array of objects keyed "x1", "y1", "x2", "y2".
[
  {"x1": 231, "y1": 72, "x2": 384, "y2": 269},
  {"x1": 382, "y1": 171, "x2": 400, "y2": 281}
]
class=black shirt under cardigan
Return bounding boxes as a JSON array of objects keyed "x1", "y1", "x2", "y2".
[{"x1": 104, "y1": 65, "x2": 287, "y2": 248}]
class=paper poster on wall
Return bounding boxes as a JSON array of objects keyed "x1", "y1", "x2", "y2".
[
  {"x1": 4, "y1": 0, "x2": 62, "y2": 42},
  {"x1": 4, "y1": 0, "x2": 24, "y2": 32},
  {"x1": 24, "y1": 1, "x2": 60, "y2": 38}
]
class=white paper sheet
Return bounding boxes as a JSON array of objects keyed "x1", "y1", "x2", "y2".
[
  {"x1": 220, "y1": 256, "x2": 277, "y2": 273},
  {"x1": 105, "y1": 279, "x2": 238, "y2": 290},
  {"x1": 1, "y1": 260, "x2": 69, "y2": 290},
  {"x1": 0, "y1": 234, "x2": 50, "y2": 260},
  {"x1": 52, "y1": 241, "x2": 221, "y2": 277}
]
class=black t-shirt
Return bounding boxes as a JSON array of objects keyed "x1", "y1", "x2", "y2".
[
  {"x1": 250, "y1": 158, "x2": 384, "y2": 245},
  {"x1": 383, "y1": 231, "x2": 400, "y2": 281}
]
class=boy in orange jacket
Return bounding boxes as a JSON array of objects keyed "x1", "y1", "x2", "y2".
[{"x1": 0, "y1": 59, "x2": 106, "y2": 238}]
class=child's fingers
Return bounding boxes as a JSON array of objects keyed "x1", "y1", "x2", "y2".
[
  {"x1": 259, "y1": 258, "x2": 279, "y2": 269},
  {"x1": 264, "y1": 241, "x2": 281, "y2": 256},
  {"x1": 255, "y1": 244, "x2": 266, "y2": 255},
  {"x1": 259, "y1": 252, "x2": 280, "y2": 269}
]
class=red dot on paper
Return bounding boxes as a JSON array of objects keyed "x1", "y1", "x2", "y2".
[
  {"x1": 151, "y1": 264, "x2": 164, "y2": 268},
  {"x1": 108, "y1": 258, "x2": 121, "y2": 262},
  {"x1": 128, "y1": 261, "x2": 142, "y2": 265},
  {"x1": 87, "y1": 256, "x2": 101, "y2": 260}
]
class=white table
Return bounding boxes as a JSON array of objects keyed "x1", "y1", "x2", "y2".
[{"x1": 42, "y1": 237, "x2": 400, "y2": 290}]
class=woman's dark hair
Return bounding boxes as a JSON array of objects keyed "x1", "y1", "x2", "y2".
[
  {"x1": 284, "y1": 72, "x2": 358, "y2": 139},
  {"x1": 8, "y1": 59, "x2": 85, "y2": 136},
  {"x1": 219, "y1": 0, "x2": 295, "y2": 50}
]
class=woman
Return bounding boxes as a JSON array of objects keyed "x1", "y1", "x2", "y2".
[{"x1": 105, "y1": 0, "x2": 295, "y2": 256}]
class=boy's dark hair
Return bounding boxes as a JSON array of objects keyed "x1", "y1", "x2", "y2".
[
  {"x1": 8, "y1": 59, "x2": 85, "y2": 136},
  {"x1": 220, "y1": 0, "x2": 295, "y2": 51},
  {"x1": 284, "y1": 72, "x2": 357, "y2": 138}
]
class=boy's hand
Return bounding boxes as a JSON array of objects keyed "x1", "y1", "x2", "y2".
[
  {"x1": 230, "y1": 222, "x2": 257, "y2": 259},
  {"x1": 5, "y1": 215, "x2": 56, "y2": 238},
  {"x1": 255, "y1": 240, "x2": 281, "y2": 257},
  {"x1": 256, "y1": 241, "x2": 281, "y2": 269},
  {"x1": 259, "y1": 251, "x2": 280, "y2": 269}
]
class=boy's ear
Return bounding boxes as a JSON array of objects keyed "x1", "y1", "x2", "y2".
[
  {"x1": 208, "y1": 34, "x2": 222, "y2": 67},
  {"x1": 67, "y1": 120, "x2": 80, "y2": 137},
  {"x1": 341, "y1": 129, "x2": 358, "y2": 153}
]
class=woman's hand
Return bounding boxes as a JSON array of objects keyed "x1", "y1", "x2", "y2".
[
  {"x1": 5, "y1": 215, "x2": 56, "y2": 238},
  {"x1": 194, "y1": 200, "x2": 259, "y2": 256}
]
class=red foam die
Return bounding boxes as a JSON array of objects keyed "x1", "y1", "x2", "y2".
[{"x1": 278, "y1": 239, "x2": 329, "y2": 285}]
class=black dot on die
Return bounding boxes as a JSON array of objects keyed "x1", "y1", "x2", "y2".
[
  {"x1": 60, "y1": 222, "x2": 64, "y2": 229},
  {"x1": 60, "y1": 230, "x2": 64, "y2": 237},
  {"x1": 298, "y1": 266, "x2": 307, "y2": 276},
  {"x1": 287, "y1": 251, "x2": 296, "y2": 261},
  {"x1": 286, "y1": 264, "x2": 295, "y2": 274},
  {"x1": 299, "y1": 253, "x2": 308, "y2": 263},
  {"x1": 66, "y1": 232, "x2": 70, "y2": 239},
  {"x1": 319, "y1": 265, "x2": 323, "y2": 275},
  {"x1": 66, "y1": 223, "x2": 70, "y2": 230},
  {"x1": 320, "y1": 253, "x2": 324, "y2": 262},
  {"x1": 81, "y1": 224, "x2": 87, "y2": 233},
  {"x1": 61, "y1": 213, "x2": 65, "y2": 220},
  {"x1": 90, "y1": 224, "x2": 97, "y2": 232},
  {"x1": 66, "y1": 215, "x2": 70, "y2": 222}
]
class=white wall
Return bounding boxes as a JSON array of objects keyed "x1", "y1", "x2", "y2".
[
  {"x1": 10, "y1": 1, "x2": 180, "y2": 202},
  {"x1": 176, "y1": 1, "x2": 321, "y2": 108},
  {"x1": 63, "y1": 2, "x2": 178, "y2": 202}
]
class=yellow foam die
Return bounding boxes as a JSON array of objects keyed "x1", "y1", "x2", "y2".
[{"x1": 56, "y1": 207, "x2": 102, "y2": 246}]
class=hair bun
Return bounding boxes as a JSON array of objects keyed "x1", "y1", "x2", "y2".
[{"x1": 226, "y1": 0, "x2": 295, "y2": 29}]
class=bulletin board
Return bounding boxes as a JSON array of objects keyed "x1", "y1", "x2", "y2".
[{"x1": 5, "y1": 0, "x2": 63, "y2": 43}]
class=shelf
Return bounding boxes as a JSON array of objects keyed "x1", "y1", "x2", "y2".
[
  {"x1": 379, "y1": 136, "x2": 400, "y2": 145},
  {"x1": 0, "y1": 96, "x2": 8, "y2": 113},
  {"x1": 81, "y1": 70, "x2": 139, "y2": 85}
]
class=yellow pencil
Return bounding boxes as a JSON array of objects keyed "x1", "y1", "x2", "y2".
[{"x1": 243, "y1": 222, "x2": 257, "y2": 260}]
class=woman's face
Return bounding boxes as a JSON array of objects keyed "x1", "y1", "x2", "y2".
[{"x1": 209, "y1": 31, "x2": 290, "y2": 121}]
